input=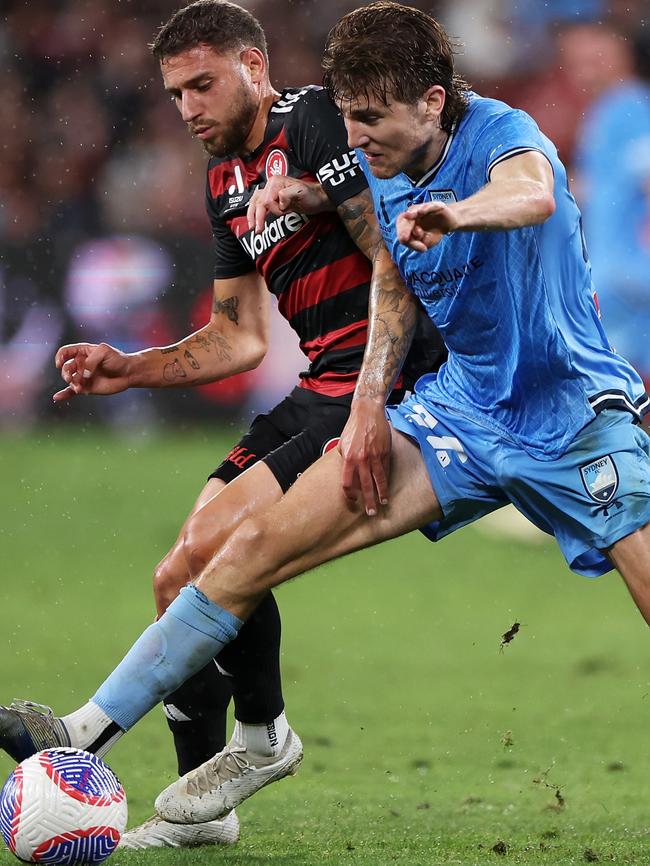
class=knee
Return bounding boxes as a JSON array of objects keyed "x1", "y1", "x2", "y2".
[
  {"x1": 152, "y1": 553, "x2": 187, "y2": 617},
  {"x1": 182, "y1": 520, "x2": 222, "y2": 580}
]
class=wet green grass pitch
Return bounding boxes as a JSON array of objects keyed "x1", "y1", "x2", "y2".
[{"x1": 1, "y1": 428, "x2": 648, "y2": 865}]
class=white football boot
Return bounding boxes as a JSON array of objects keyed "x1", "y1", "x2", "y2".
[
  {"x1": 117, "y1": 810, "x2": 240, "y2": 849},
  {"x1": 155, "y1": 728, "x2": 303, "y2": 824}
]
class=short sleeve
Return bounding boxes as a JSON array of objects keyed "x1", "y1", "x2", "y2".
[
  {"x1": 479, "y1": 109, "x2": 551, "y2": 181},
  {"x1": 205, "y1": 182, "x2": 255, "y2": 280},
  {"x1": 288, "y1": 88, "x2": 368, "y2": 206}
]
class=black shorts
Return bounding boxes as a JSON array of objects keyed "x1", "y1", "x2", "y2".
[{"x1": 210, "y1": 387, "x2": 354, "y2": 493}]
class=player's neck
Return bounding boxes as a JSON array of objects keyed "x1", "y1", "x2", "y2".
[
  {"x1": 242, "y1": 86, "x2": 281, "y2": 154},
  {"x1": 406, "y1": 127, "x2": 449, "y2": 181}
]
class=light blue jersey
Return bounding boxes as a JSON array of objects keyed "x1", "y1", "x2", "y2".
[{"x1": 359, "y1": 93, "x2": 649, "y2": 460}]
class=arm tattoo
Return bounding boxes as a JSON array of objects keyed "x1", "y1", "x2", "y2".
[
  {"x1": 183, "y1": 349, "x2": 200, "y2": 370},
  {"x1": 187, "y1": 334, "x2": 211, "y2": 352},
  {"x1": 212, "y1": 295, "x2": 239, "y2": 325},
  {"x1": 163, "y1": 359, "x2": 187, "y2": 382},
  {"x1": 207, "y1": 331, "x2": 232, "y2": 362},
  {"x1": 356, "y1": 267, "x2": 417, "y2": 400},
  {"x1": 161, "y1": 344, "x2": 180, "y2": 355},
  {"x1": 337, "y1": 190, "x2": 383, "y2": 261}
]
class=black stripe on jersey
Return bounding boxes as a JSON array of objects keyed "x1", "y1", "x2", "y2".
[
  {"x1": 289, "y1": 284, "x2": 370, "y2": 342},
  {"x1": 303, "y1": 345, "x2": 366, "y2": 379},
  {"x1": 588, "y1": 389, "x2": 650, "y2": 421},
  {"x1": 268, "y1": 227, "x2": 363, "y2": 297}
]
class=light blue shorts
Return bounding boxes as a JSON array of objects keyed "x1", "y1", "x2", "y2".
[{"x1": 386, "y1": 398, "x2": 650, "y2": 576}]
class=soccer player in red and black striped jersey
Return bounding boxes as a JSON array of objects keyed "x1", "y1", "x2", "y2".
[{"x1": 3, "y1": 0, "x2": 444, "y2": 850}]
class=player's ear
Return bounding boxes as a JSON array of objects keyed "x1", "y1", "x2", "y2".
[
  {"x1": 242, "y1": 47, "x2": 266, "y2": 84},
  {"x1": 422, "y1": 85, "x2": 445, "y2": 125}
]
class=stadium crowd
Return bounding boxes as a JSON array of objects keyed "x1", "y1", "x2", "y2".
[{"x1": 2, "y1": 0, "x2": 649, "y2": 427}]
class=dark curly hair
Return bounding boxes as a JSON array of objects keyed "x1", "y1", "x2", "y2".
[
  {"x1": 323, "y1": 1, "x2": 469, "y2": 134},
  {"x1": 151, "y1": 0, "x2": 267, "y2": 61}
]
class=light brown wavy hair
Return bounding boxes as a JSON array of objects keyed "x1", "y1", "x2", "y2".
[{"x1": 323, "y1": 1, "x2": 469, "y2": 134}]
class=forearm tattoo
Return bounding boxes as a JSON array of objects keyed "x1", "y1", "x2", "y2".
[
  {"x1": 357, "y1": 271, "x2": 417, "y2": 399},
  {"x1": 163, "y1": 359, "x2": 187, "y2": 382},
  {"x1": 187, "y1": 334, "x2": 211, "y2": 353},
  {"x1": 183, "y1": 349, "x2": 200, "y2": 371},
  {"x1": 212, "y1": 295, "x2": 239, "y2": 325},
  {"x1": 338, "y1": 190, "x2": 383, "y2": 260}
]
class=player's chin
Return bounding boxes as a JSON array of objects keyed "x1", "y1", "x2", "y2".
[
  {"x1": 367, "y1": 163, "x2": 396, "y2": 180},
  {"x1": 201, "y1": 136, "x2": 230, "y2": 158}
]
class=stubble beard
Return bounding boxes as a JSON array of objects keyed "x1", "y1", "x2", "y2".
[{"x1": 199, "y1": 88, "x2": 259, "y2": 157}]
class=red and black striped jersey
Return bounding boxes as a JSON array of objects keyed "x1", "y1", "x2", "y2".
[{"x1": 206, "y1": 85, "x2": 372, "y2": 396}]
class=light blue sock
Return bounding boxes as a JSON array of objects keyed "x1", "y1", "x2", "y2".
[{"x1": 92, "y1": 585, "x2": 242, "y2": 731}]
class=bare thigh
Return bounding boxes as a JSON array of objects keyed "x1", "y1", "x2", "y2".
[
  {"x1": 184, "y1": 461, "x2": 284, "y2": 564},
  {"x1": 607, "y1": 522, "x2": 650, "y2": 626},
  {"x1": 196, "y1": 430, "x2": 442, "y2": 618}
]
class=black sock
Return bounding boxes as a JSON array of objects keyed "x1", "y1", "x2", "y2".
[
  {"x1": 163, "y1": 592, "x2": 284, "y2": 774},
  {"x1": 217, "y1": 591, "x2": 285, "y2": 724},
  {"x1": 163, "y1": 661, "x2": 232, "y2": 776}
]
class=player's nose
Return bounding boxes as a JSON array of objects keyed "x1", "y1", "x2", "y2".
[
  {"x1": 345, "y1": 120, "x2": 369, "y2": 150},
  {"x1": 180, "y1": 91, "x2": 201, "y2": 122}
]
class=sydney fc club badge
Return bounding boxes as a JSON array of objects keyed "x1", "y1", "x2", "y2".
[
  {"x1": 580, "y1": 455, "x2": 619, "y2": 504},
  {"x1": 265, "y1": 149, "x2": 288, "y2": 178}
]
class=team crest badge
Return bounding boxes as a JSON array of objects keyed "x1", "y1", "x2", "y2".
[
  {"x1": 265, "y1": 149, "x2": 288, "y2": 178},
  {"x1": 427, "y1": 189, "x2": 457, "y2": 204},
  {"x1": 580, "y1": 455, "x2": 619, "y2": 504}
]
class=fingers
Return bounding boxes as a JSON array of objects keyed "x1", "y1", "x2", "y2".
[
  {"x1": 371, "y1": 456, "x2": 390, "y2": 508},
  {"x1": 396, "y1": 212, "x2": 440, "y2": 251},
  {"x1": 83, "y1": 343, "x2": 111, "y2": 378},
  {"x1": 247, "y1": 192, "x2": 271, "y2": 234},
  {"x1": 340, "y1": 453, "x2": 389, "y2": 516},
  {"x1": 52, "y1": 385, "x2": 77, "y2": 403},
  {"x1": 247, "y1": 178, "x2": 293, "y2": 233},
  {"x1": 53, "y1": 342, "x2": 114, "y2": 402},
  {"x1": 54, "y1": 342, "x2": 92, "y2": 369},
  {"x1": 340, "y1": 456, "x2": 360, "y2": 505},
  {"x1": 357, "y1": 459, "x2": 380, "y2": 516}
]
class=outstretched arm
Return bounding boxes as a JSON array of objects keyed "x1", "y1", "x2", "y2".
[
  {"x1": 54, "y1": 272, "x2": 269, "y2": 401},
  {"x1": 397, "y1": 150, "x2": 556, "y2": 251}
]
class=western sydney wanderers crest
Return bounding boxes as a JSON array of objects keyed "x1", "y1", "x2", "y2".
[
  {"x1": 580, "y1": 455, "x2": 619, "y2": 504},
  {"x1": 265, "y1": 149, "x2": 288, "y2": 178}
]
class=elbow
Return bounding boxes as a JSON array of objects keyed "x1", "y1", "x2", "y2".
[
  {"x1": 241, "y1": 336, "x2": 267, "y2": 372},
  {"x1": 534, "y1": 188, "x2": 556, "y2": 224}
]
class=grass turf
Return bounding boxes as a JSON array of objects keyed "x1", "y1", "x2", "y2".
[{"x1": 1, "y1": 427, "x2": 649, "y2": 865}]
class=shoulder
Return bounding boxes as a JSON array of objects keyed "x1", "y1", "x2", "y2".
[
  {"x1": 461, "y1": 93, "x2": 536, "y2": 133},
  {"x1": 270, "y1": 85, "x2": 336, "y2": 121}
]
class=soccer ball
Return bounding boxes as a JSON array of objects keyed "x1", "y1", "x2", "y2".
[{"x1": 0, "y1": 748, "x2": 127, "y2": 864}]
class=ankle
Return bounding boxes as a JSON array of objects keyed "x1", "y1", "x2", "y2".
[{"x1": 233, "y1": 711, "x2": 289, "y2": 757}]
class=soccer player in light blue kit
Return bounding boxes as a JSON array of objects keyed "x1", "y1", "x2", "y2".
[{"x1": 3, "y1": 0, "x2": 650, "y2": 826}]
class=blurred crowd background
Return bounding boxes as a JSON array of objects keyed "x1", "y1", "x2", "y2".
[{"x1": 2, "y1": 0, "x2": 649, "y2": 430}]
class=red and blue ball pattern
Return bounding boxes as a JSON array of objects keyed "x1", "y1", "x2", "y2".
[{"x1": 0, "y1": 748, "x2": 127, "y2": 865}]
